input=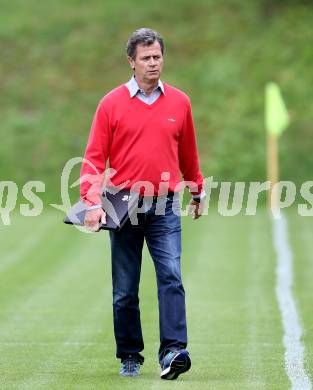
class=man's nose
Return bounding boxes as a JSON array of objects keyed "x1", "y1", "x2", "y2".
[{"x1": 149, "y1": 58, "x2": 156, "y2": 66}]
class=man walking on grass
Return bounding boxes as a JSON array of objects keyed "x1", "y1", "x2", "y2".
[{"x1": 80, "y1": 28, "x2": 205, "y2": 380}]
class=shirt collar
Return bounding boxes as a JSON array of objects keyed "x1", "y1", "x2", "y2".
[{"x1": 125, "y1": 75, "x2": 165, "y2": 98}]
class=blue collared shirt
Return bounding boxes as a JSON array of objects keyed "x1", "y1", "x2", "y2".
[{"x1": 125, "y1": 76, "x2": 165, "y2": 105}]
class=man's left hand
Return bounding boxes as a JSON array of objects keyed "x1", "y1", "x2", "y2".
[{"x1": 188, "y1": 199, "x2": 203, "y2": 220}]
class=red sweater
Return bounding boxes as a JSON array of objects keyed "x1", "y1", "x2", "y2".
[{"x1": 80, "y1": 83, "x2": 204, "y2": 206}]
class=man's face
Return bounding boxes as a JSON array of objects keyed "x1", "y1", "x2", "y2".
[{"x1": 128, "y1": 41, "x2": 164, "y2": 83}]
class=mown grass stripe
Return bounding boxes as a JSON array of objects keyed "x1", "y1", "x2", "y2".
[
  {"x1": 243, "y1": 212, "x2": 289, "y2": 389},
  {"x1": 243, "y1": 216, "x2": 266, "y2": 389},
  {"x1": 175, "y1": 214, "x2": 251, "y2": 389},
  {"x1": 0, "y1": 216, "x2": 55, "y2": 273},
  {"x1": 0, "y1": 214, "x2": 101, "y2": 316},
  {"x1": 19, "y1": 298, "x2": 110, "y2": 389}
]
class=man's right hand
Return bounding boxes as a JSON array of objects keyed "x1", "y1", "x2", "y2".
[{"x1": 84, "y1": 208, "x2": 106, "y2": 232}]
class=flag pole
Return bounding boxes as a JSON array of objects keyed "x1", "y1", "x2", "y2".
[{"x1": 267, "y1": 132, "x2": 278, "y2": 208}]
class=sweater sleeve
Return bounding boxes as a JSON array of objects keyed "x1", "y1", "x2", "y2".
[
  {"x1": 80, "y1": 100, "x2": 112, "y2": 206},
  {"x1": 178, "y1": 98, "x2": 204, "y2": 195}
]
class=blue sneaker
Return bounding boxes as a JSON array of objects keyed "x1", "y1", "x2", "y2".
[
  {"x1": 160, "y1": 349, "x2": 191, "y2": 380},
  {"x1": 119, "y1": 356, "x2": 142, "y2": 377}
]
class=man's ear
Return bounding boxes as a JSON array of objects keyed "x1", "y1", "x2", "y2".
[{"x1": 127, "y1": 56, "x2": 135, "y2": 70}]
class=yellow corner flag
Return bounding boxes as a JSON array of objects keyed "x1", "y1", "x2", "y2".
[{"x1": 265, "y1": 82, "x2": 289, "y2": 136}]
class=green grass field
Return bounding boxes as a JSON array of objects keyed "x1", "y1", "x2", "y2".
[{"x1": 0, "y1": 209, "x2": 312, "y2": 389}]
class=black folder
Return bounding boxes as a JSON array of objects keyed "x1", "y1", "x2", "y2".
[{"x1": 63, "y1": 188, "x2": 141, "y2": 231}]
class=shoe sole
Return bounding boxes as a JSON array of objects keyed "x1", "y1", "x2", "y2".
[
  {"x1": 119, "y1": 372, "x2": 139, "y2": 377},
  {"x1": 160, "y1": 351, "x2": 191, "y2": 380}
]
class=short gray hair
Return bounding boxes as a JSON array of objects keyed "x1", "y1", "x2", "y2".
[{"x1": 126, "y1": 28, "x2": 164, "y2": 59}]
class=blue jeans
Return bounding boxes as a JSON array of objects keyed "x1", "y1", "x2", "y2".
[{"x1": 109, "y1": 193, "x2": 187, "y2": 363}]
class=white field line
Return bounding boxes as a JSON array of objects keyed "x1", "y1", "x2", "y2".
[{"x1": 272, "y1": 214, "x2": 312, "y2": 390}]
